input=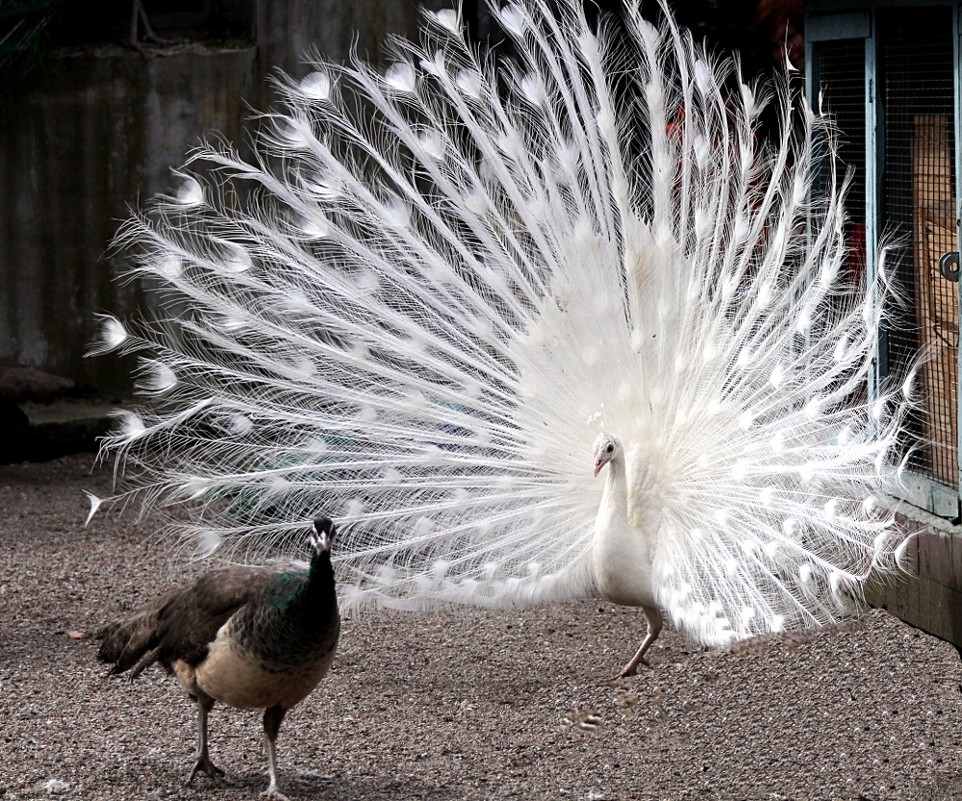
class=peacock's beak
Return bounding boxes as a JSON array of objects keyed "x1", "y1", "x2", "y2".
[{"x1": 593, "y1": 460, "x2": 604, "y2": 477}]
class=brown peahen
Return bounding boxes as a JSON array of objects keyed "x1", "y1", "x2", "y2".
[{"x1": 97, "y1": 517, "x2": 340, "y2": 801}]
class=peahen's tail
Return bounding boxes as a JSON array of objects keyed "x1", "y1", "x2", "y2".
[{"x1": 90, "y1": 0, "x2": 912, "y2": 646}]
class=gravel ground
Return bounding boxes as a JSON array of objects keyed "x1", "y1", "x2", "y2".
[{"x1": 2, "y1": 455, "x2": 962, "y2": 801}]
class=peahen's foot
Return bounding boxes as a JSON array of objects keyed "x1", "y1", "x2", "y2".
[{"x1": 186, "y1": 754, "x2": 226, "y2": 785}]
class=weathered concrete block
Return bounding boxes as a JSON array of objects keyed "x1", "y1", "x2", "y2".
[
  {"x1": 869, "y1": 512, "x2": 962, "y2": 646},
  {"x1": 917, "y1": 529, "x2": 958, "y2": 590}
]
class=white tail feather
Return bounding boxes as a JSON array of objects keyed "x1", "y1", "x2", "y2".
[{"x1": 93, "y1": 0, "x2": 909, "y2": 648}]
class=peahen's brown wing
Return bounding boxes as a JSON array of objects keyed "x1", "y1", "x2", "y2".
[
  {"x1": 97, "y1": 566, "x2": 281, "y2": 675},
  {"x1": 155, "y1": 566, "x2": 283, "y2": 666}
]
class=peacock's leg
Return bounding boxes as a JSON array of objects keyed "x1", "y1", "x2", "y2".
[
  {"x1": 186, "y1": 695, "x2": 225, "y2": 784},
  {"x1": 261, "y1": 704, "x2": 290, "y2": 801},
  {"x1": 617, "y1": 605, "x2": 663, "y2": 678}
]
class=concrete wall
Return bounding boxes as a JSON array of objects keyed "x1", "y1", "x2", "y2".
[
  {"x1": 0, "y1": 0, "x2": 435, "y2": 398},
  {"x1": 867, "y1": 511, "x2": 962, "y2": 650},
  {"x1": 1, "y1": 44, "x2": 255, "y2": 396}
]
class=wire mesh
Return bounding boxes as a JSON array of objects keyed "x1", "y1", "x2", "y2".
[
  {"x1": 879, "y1": 6, "x2": 958, "y2": 487},
  {"x1": 814, "y1": 40, "x2": 867, "y2": 229},
  {"x1": 812, "y1": 39, "x2": 872, "y2": 447}
]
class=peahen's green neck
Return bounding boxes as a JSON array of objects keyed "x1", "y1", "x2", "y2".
[
  {"x1": 265, "y1": 549, "x2": 336, "y2": 613},
  {"x1": 238, "y1": 547, "x2": 339, "y2": 666}
]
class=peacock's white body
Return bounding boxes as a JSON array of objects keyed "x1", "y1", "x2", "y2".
[{"x1": 91, "y1": 0, "x2": 911, "y2": 651}]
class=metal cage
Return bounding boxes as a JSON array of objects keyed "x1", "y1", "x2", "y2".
[{"x1": 808, "y1": 2, "x2": 961, "y2": 516}]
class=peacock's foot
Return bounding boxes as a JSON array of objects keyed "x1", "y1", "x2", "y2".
[
  {"x1": 260, "y1": 785, "x2": 291, "y2": 801},
  {"x1": 186, "y1": 754, "x2": 227, "y2": 786},
  {"x1": 604, "y1": 657, "x2": 652, "y2": 682}
]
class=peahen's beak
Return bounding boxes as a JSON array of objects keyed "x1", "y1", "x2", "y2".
[{"x1": 309, "y1": 517, "x2": 336, "y2": 552}]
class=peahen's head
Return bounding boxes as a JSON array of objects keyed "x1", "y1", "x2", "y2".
[
  {"x1": 592, "y1": 432, "x2": 622, "y2": 476},
  {"x1": 309, "y1": 517, "x2": 337, "y2": 555}
]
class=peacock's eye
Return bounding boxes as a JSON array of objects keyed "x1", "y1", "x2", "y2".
[{"x1": 606, "y1": 444, "x2": 613, "y2": 453}]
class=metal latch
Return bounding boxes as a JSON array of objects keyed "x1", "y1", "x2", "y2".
[{"x1": 939, "y1": 251, "x2": 960, "y2": 282}]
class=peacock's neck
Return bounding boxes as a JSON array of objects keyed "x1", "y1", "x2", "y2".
[
  {"x1": 592, "y1": 453, "x2": 657, "y2": 608},
  {"x1": 598, "y1": 455, "x2": 630, "y2": 529}
]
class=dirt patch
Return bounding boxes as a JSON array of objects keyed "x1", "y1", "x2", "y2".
[{"x1": 2, "y1": 455, "x2": 962, "y2": 801}]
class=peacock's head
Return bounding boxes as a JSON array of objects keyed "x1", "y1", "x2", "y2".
[
  {"x1": 592, "y1": 432, "x2": 622, "y2": 476},
  {"x1": 309, "y1": 517, "x2": 337, "y2": 554}
]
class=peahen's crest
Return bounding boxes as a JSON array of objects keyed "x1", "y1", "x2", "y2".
[{"x1": 91, "y1": 0, "x2": 911, "y2": 648}]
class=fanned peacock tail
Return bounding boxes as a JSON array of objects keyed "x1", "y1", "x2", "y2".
[{"x1": 90, "y1": 0, "x2": 913, "y2": 646}]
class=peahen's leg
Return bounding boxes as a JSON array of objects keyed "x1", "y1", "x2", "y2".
[
  {"x1": 186, "y1": 695, "x2": 225, "y2": 784},
  {"x1": 261, "y1": 705, "x2": 290, "y2": 801},
  {"x1": 617, "y1": 605, "x2": 663, "y2": 678}
]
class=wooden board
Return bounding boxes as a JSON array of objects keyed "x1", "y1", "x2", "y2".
[{"x1": 911, "y1": 113, "x2": 959, "y2": 486}]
